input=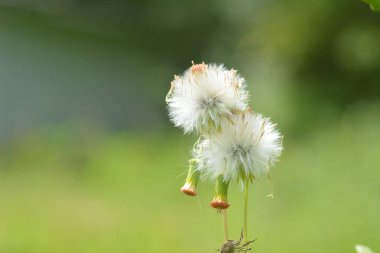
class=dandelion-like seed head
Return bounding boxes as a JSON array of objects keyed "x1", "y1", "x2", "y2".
[
  {"x1": 166, "y1": 62, "x2": 283, "y2": 248},
  {"x1": 200, "y1": 111, "x2": 283, "y2": 181},
  {"x1": 166, "y1": 63, "x2": 249, "y2": 134}
]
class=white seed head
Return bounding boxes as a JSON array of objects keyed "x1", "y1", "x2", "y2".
[
  {"x1": 166, "y1": 63, "x2": 249, "y2": 134},
  {"x1": 199, "y1": 111, "x2": 283, "y2": 181}
]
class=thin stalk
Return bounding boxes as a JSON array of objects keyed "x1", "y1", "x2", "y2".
[
  {"x1": 243, "y1": 180, "x2": 249, "y2": 242},
  {"x1": 222, "y1": 209, "x2": 229, "y2": 241}
]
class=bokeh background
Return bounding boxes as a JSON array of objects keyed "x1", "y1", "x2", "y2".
[{"x1": 1, "y1": 1, "x2": 380, "y2": 252}]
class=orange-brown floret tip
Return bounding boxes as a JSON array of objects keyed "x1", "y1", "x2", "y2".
[
  {"x1": 191, "y1": 62, "x2": 207, "y2": 74},
  {"x1": 210, "y1": 197, "x2": 230, "y2": 209},
  {"x1": 180, "y1": 184, "x2": 197, "y2": 196}
]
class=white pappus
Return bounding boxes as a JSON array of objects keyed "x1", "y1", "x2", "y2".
[
  {"x1": 166, "y1": 63, "x2": 249, "y2": 134},
  {"x1": 199, "y1": 111, "x2": 283, "y2": 181}
]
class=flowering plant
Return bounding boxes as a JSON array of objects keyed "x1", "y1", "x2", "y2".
[{"x1": 166, "y1": 62, "x2": 283, "y2": 251}]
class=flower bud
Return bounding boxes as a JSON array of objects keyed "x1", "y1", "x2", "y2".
[
  {"x1": 180, "y1": 159, "x2": 200, "y2": 196},
  {"x1": 191, "y1": 62, "x2": 206, "y2": 74},
  {"x1": 210, "y1": 175, "x2": 230, "y2": 209}
]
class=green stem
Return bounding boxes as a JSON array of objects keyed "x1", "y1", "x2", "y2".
[
  {"x1": 222, "y1": 209, "x2": 229, "y2": 242},
  {"x1": 243, "y1": 180, "x2": 249, "y2": 242}
]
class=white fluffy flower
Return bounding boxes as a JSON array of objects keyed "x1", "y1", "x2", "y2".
[
  {"x1": 199, "y1": 111, "x2": 282, "y2": 181},
  {"x1": 166, "y1": 63, "x2": 249, "y2": 134}
]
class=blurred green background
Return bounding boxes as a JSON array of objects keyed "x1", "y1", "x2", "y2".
[{"x1": 0, "y1": 1, "x2": 379, "y2": 252}]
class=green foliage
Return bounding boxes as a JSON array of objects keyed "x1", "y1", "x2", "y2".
[
  {"x1": 0, "y1": 106, "x2": 380, "y2": 252},
  {"x1": 362, "y1": 0, "x2": 380, "y2": 11}
]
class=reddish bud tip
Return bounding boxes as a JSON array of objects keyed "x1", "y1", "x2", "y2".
[
  {"x1": 210, "y1": 198, "x2": 230, "y2": 209},
  {"x1": 181, "y1": 185, "x2": 197, "y2": 196},
  {"x1": 191, "y1": 63, "x2": 206, "y2": 74}
]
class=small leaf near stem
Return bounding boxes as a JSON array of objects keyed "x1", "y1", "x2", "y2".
[{"x1": 217, "y1": 230, "x2": 256, "y2": 253}]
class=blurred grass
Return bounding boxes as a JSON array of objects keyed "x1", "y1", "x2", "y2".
[{"x1": 0, "y1": 104, "x2": 379, "y2": 253}]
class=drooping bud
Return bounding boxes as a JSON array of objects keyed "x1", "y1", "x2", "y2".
[
  {"x1": 180, "y1": 159, "x2": 200, "y2": 196},
  {"x1": 210, "y1": 175, "x2": 230, "y2": 209}
]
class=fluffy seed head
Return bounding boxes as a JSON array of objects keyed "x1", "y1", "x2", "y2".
[
  {"x1": 166, "y1": 63, "x2": 249, "y2": 134},
  {"x1": 199, "y1": 111, "x2": 283, "y2": 181}
]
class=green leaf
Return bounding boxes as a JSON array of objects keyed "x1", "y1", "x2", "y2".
[
  {"x1": 356, "y1": 245, "x2": 375, "y2": 253},
  {"x1": 362, "y1": 0, "x2": 380, "y2": 11}
]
